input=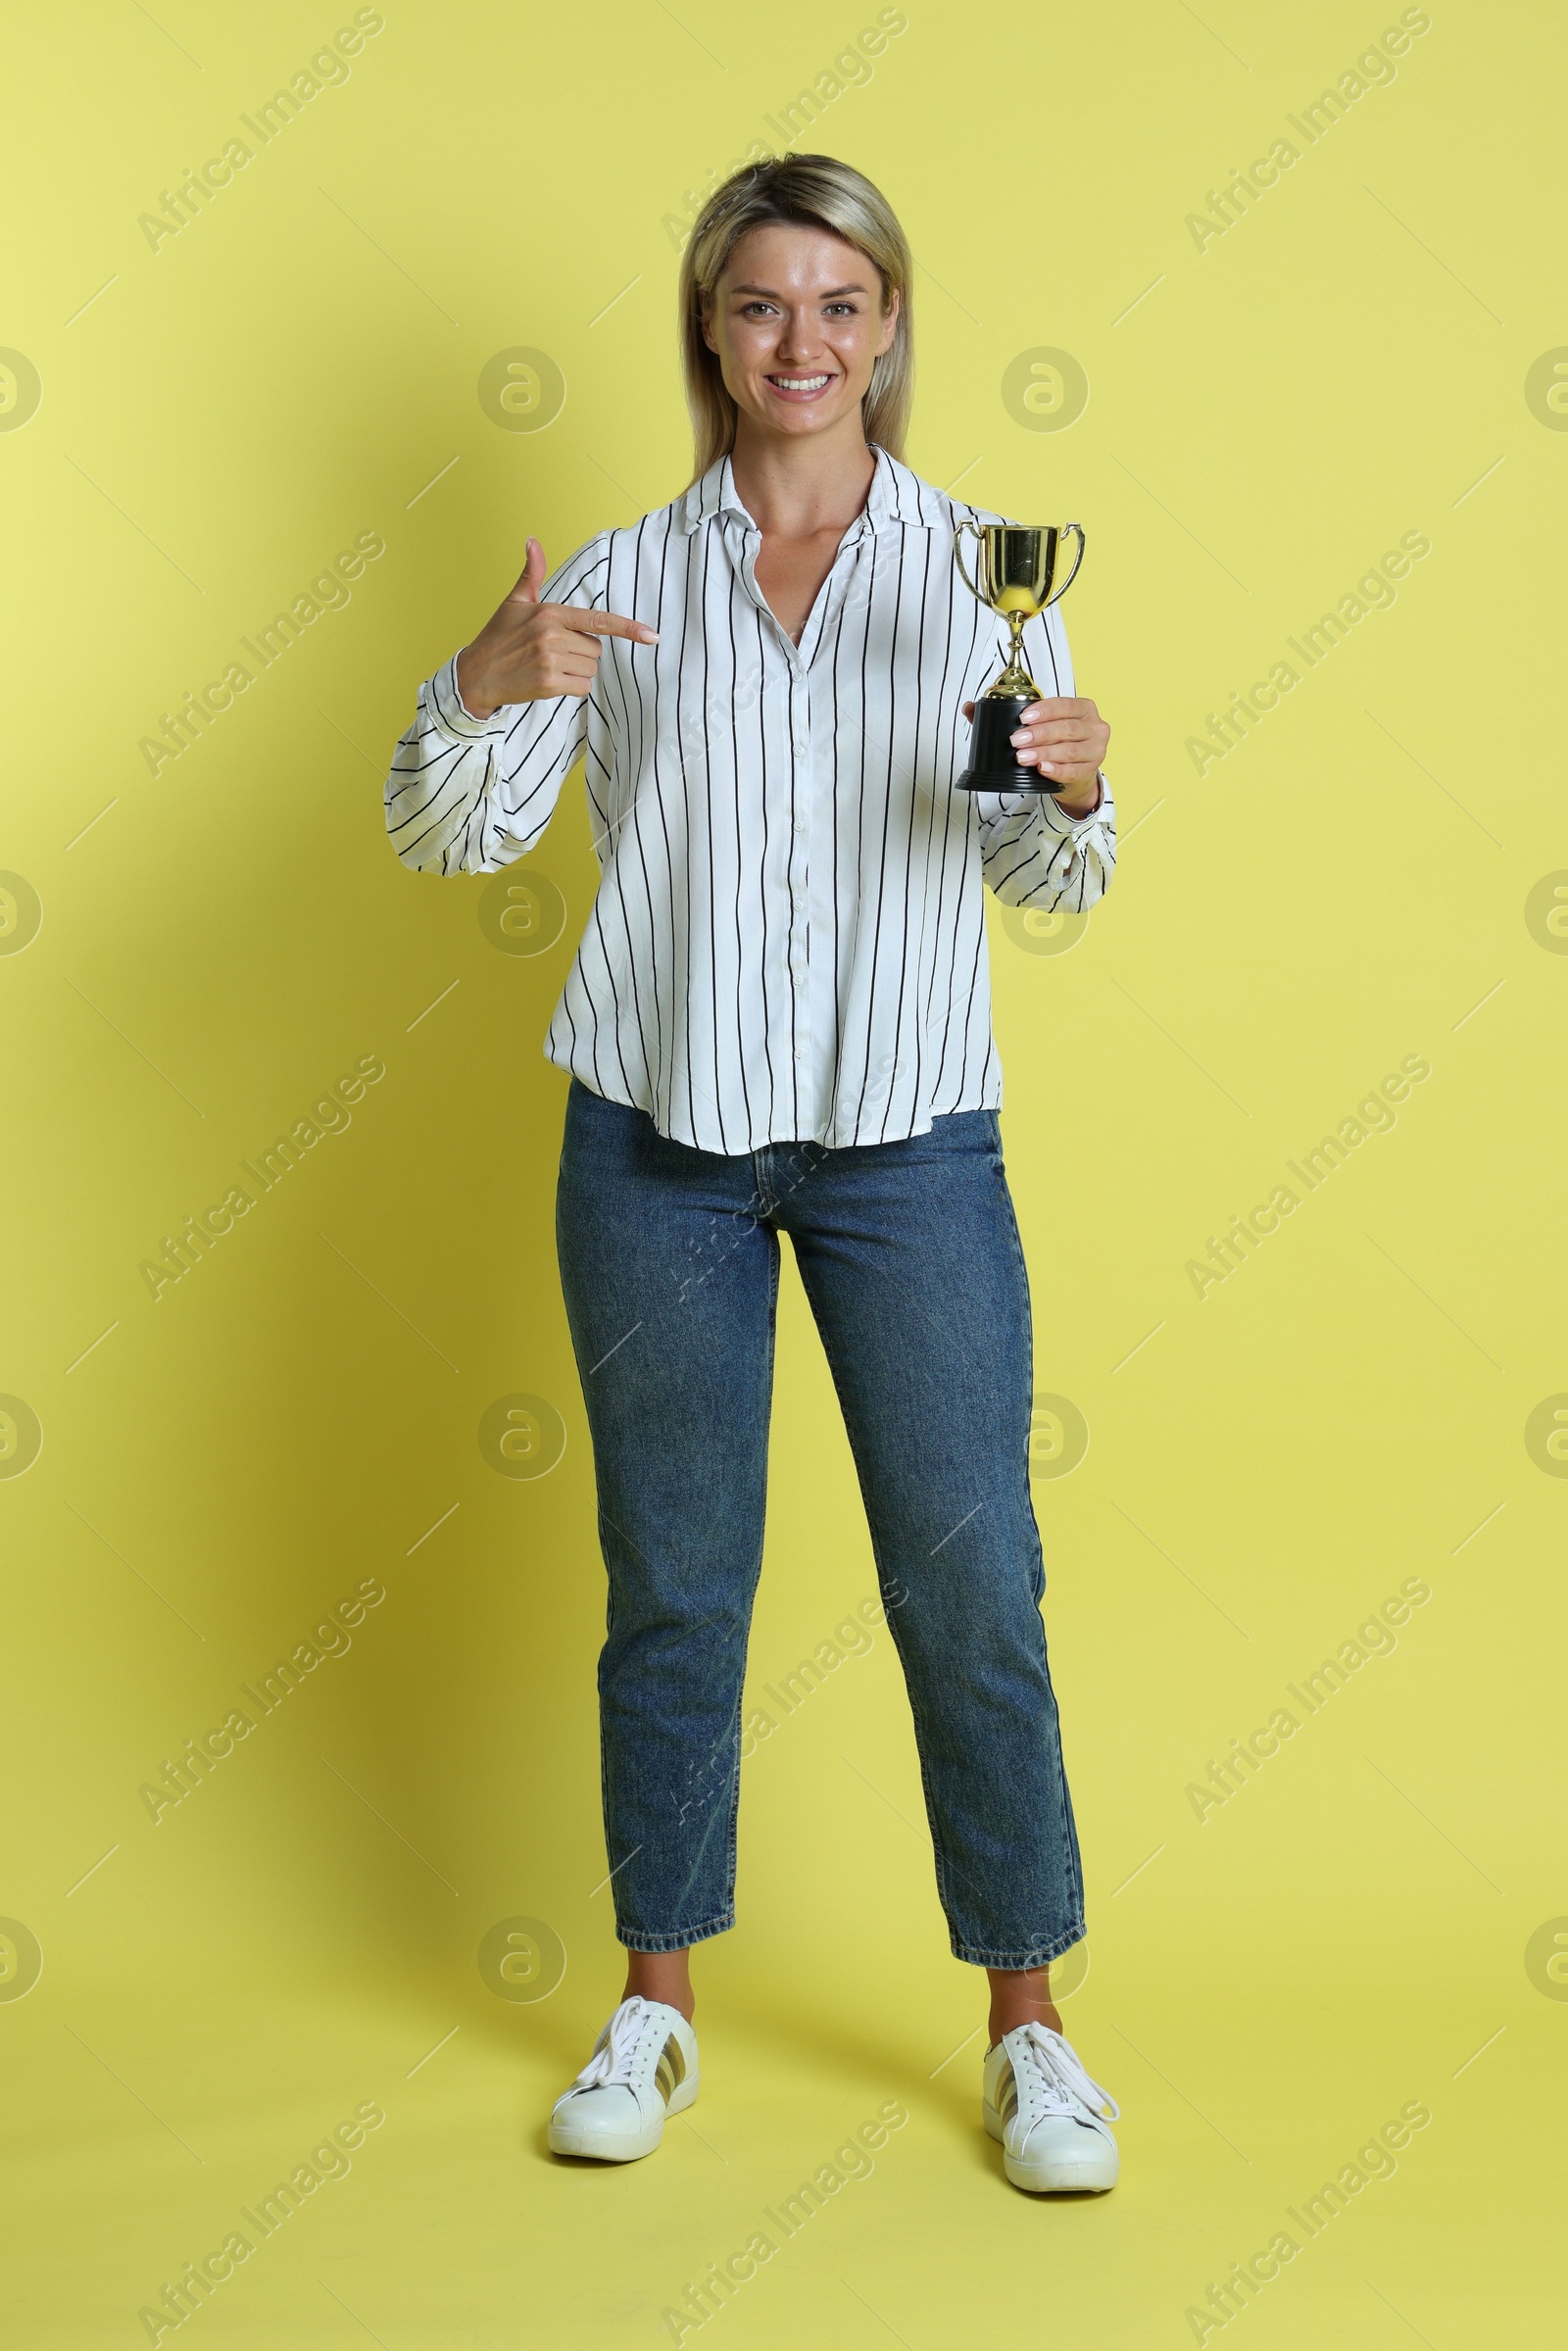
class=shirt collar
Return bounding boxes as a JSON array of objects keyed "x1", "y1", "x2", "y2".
[{"x1": 676, "y1": 442, "x2": 949, "y2": 536}]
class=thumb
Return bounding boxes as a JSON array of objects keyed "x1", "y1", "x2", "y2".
[{"x1": 508, "y1": 536, "x2": 547, "y2": 604}]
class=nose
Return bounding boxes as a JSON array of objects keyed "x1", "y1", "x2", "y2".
[{"x1": 773, "y1": 306, "x2": 823, "y2": 365}]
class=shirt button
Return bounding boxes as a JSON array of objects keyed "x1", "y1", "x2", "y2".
[
  {"x1": 794, "y1": 1045, "x2": 809, "y2": 1060},
  {"x1": 793, "y1": 818, "x2": 807, "y2": 835}
]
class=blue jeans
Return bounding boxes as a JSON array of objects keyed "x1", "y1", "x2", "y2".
[{"x1": 555, "y1": 1077, "x2": 1085, "y2": 1970}]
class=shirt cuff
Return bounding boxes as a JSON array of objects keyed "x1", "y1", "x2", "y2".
[{"x1": 425, "y1": 652, "x2": 507, "y2": 742}]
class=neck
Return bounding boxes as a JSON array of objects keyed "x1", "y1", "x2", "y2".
[{"x1": 727, "y1": 411, "x2": 878, "y2": 538}]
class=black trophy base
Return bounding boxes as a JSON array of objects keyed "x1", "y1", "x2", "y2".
[{"x1": 956, "y1": 693, "x2": 1064, "y2": 794}]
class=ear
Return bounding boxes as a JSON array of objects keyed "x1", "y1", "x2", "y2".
[
  {"x1": 698, "y1": 293, "x2": 718, "y2": 355},
  {"x1": 875, "y1": 285, "x2": 901, "y2": 357}
]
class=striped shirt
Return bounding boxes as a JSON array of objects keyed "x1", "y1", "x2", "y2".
[{"x1": 383, "y1": 443, "x2": 1116, "y2": 1152}]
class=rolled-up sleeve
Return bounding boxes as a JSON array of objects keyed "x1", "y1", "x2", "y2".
[
  {"x1": 972, "y1": 589, "x2": 1117, "y2": 912},
  {"x1": 383, "y1": 534, "x2": 609, "y2": 874}
]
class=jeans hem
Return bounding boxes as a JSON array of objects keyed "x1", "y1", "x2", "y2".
[
  {"x1": 950, "y1": 1919, "x2": 1087, "y2": 1970},
  {"x1": 616, "y1": 1913, "x2": 734, "y2": 1954}
]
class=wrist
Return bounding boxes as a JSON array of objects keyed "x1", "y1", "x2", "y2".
[
  {"x1": 454, "y1": 645, "x2": 501, "y2": 722},
  {"x1": 1050, "y1": 771, "x2": 1102, "y2": 818}
]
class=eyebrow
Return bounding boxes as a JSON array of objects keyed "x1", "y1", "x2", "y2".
[{"x1": 728, "y1": 281, "x2": 869, "y2": 299}]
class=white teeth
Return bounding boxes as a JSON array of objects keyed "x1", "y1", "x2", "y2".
[{"x1": 770, "y1": 374, "x2": 830, "y2": 390}]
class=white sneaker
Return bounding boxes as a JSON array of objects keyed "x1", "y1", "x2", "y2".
[
  {"x1": 547, "y1": 1995, "x2": 700, "y2": 2162},
  {"x1": 982, "y1": 2022, "x2": 1120, "y2": 2192}
]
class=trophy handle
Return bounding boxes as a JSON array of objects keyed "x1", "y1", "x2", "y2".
[
  {"x1": 1044, "y1": 522, "x2": 1085, "y2": 609},
  {"x1": 953, "y1": 521, "x2": 985, "y2": 606}
]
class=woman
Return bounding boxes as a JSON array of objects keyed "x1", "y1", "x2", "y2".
[{"x1": 383, "y1": 154, "x2": 1120, "y2": 2195}]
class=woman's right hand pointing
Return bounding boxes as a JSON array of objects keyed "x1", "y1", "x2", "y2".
[{"x1": 455, "y1": 537, "x2": 658, "y2": 719}]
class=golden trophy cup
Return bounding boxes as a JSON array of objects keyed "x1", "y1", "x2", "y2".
[{"x1": 953, "y1": 521, "x2": 1085, "y2": 791}]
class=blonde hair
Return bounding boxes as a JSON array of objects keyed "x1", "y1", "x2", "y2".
[{"x1": 677, "y1": 153, "x2": 914, "y2": 485}]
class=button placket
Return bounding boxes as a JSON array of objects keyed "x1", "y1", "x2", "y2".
[
  {"x1": 790, "y1": 534, "x2": 862, "y2": 1120},
  {"x1": 787, "y1": 684, "x2": 812, "y2": 1071},
  {"x1": 741, "y1": 512, "x2": 874, "y2": 1122}
]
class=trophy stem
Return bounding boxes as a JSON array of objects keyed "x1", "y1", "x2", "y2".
[{"x1": 990, "y1": 612, "x2": 1041, "y2": 702}]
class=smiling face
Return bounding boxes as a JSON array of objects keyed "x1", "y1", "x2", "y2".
[{"x1": 700, "y1": 221, "x2": 900, "y2": 446}]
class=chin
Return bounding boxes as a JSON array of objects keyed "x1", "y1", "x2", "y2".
[{"x1": 756, "y1": 396, "x2": 851, "y2": 431}]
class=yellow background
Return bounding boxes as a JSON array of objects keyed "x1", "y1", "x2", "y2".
[{"x1": 3, "y1": 0, "x2": 1563, "y2": 2342}]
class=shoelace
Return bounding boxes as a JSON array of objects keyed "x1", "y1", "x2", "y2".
[
  {"x1": 1013, "y1": 2023, "x2": 1120, "y2": 2122},
  {"x1": 565, "y1": 1996, "x2": 663, "y2": 2095}
]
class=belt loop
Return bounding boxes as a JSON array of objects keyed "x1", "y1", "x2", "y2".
[{"x1": 752, "y1": 1146, "x2": 775, "y2": 1220}]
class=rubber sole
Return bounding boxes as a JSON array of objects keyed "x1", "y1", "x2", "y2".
[
  {"x1": 548, "y1": 2073, "x2": 699, "y2": 2163},
  {"x1": 983, "y1": 2100, "x2": 1119, "y2": 2193}
]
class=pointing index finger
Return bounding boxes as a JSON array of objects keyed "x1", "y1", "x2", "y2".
[{"x1": 554, "y1": 606, "x2": 659, "y2": 645}]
